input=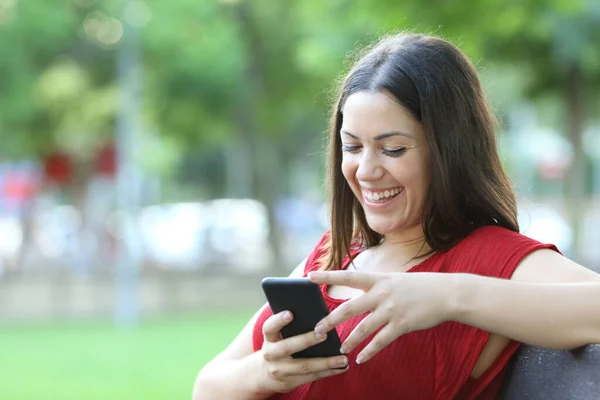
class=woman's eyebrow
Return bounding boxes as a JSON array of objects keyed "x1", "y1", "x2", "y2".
[{"x1": 341, "y1": 130, "x2": 415, "y2": 140}]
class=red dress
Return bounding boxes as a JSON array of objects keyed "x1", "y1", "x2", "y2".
[{"x1": 252, "y1": 226, "x2": 559, "y2": 399}]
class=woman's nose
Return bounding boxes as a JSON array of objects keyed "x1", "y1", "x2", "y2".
[{"x1": 355, "y1": 151, "x2": 384, "y2": 182}]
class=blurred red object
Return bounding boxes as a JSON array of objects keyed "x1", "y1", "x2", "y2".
[
  {"x1": 2, "y1": 171, "x2": 39, "y2": 201},
  {"x1": 43, "y1": 151, "x2": 72, "y2": 183},
  {"x1": 96, "y1": 143, "x2": 116, "y2": 178}
]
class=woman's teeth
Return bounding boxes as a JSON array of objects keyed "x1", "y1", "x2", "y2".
[{"x1": 364, "y1": 187, "x2": 402, "y2": 203}]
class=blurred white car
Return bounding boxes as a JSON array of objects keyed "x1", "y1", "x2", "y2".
[
  {"x1": 203, "y1": 198, "x2": 273, "y2": 271},
  {"x1": 138, "y1": 202, "x2": 208, "y2": 268},
  {"x1": 0, "y1": 215, "x2": 23, "y2": 271},
  {"x1": 138, "y1": 199, "x2": 273, "y2": 272}
]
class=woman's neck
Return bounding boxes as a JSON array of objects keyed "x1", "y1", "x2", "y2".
[{"x1": 379, "y1": 230, "x2": 432, "y2": 260}]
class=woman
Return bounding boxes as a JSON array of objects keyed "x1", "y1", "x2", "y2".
[{"x1": 193, "y1": 33, "x2": 600, "y2": 399}]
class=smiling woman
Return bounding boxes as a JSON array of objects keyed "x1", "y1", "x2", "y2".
[
  {"x1": 193, "y1": 32, "x2": 600, "y2": 400},
  {"x1": 323, "y1": 33, "x2": 519, "y2": 273}
]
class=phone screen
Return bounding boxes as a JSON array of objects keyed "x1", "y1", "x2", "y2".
[{"x1": 261, "y1": 277, "x2": 343, "y2": 358}]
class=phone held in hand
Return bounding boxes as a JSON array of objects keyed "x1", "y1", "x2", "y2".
[{"x1": 261, "y1": 277, "x2": 343, "y2": 359}]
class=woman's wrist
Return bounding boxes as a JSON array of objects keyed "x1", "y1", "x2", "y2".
[
  {"x1": 250, "y1": 351, "x2": 277, "y2": 399},
  {"x1": 194, "y1": 352, "x2": 276, "y2": 400},
  {"x1": 446, "y1": 273, "x2": 474, "y2": 323}
]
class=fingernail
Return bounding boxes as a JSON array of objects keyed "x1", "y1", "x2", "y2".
[
  {"x1": 337, "y1": 357, "x2": 348, "y2": 367},
  {"x1": 340, "y1": 342, "x2": 349, "y2": 354},
  {"x1": 356, "y1": 354, "x2": 364, "y2": 364},
  {"x1": 315, "y1": 332, "x2": 326, "y2": 340},
  {"x1": 283, "y1": 311, "x2": 292, "y2": 321},
  {"x1": 314, "y1": 324, "x2": 325, "y2": 334}
]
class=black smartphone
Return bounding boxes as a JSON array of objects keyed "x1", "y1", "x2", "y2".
[{"x1": 261, "y1": 277, "x2": 343, "y2": 359}]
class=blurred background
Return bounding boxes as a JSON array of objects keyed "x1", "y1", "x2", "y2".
[{"x1": 0, "y1": 0, "x2": 599, "y2": 398}]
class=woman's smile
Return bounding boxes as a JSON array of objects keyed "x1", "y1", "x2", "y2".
[{"x1": 361, "y1": 186, "x2": 404, "y2": 207}]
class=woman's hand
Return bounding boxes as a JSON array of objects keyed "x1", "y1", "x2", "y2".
[
  {"x1": 258, "y1": 310, "x2": 349, "y2": 394},
  {"x1": 308, "y1": 270, "x2": 457, "y2": 364}
]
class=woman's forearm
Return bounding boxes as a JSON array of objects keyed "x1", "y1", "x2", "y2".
[
  {"x1": 451, "y1": 274, "x2": 600, "y2": 349},
  {"x1": 193, "y1": 351, "x2": 274, "y2": 400}
]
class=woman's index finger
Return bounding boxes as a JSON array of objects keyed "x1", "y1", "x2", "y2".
[{"x1": 308, "y1": 270, "x2": 379, "y2": 290}]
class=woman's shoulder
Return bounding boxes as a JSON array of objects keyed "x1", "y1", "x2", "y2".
[
  {"x1": 465, "y1": 224, "x2": 520, "y2": 239},
  {"x1": 440, "y1": 224, "x2": 559, "y2": 277},
  {"x1": 456, "y1": 224, "x2": 541, "y2": 250},
  {"x1": 302, "y1": 231, "x2": 331, "y2": 275}
]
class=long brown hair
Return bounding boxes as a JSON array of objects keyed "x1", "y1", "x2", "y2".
[{"x1": 322, "y1": 32, "x2": 519, "y2": 271}]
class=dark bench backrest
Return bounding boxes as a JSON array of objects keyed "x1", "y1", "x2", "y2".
[{"x1": 498, "y1": 344, "x2": 600, "y2": 399}]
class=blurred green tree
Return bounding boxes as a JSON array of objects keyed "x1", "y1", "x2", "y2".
[{"x1": 1, "y1": 0, "x2": 599, "y2": 265}]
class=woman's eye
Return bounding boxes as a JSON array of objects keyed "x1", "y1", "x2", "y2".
[
  {"x1": 382, "y1": 148, "x2": 407, "y2": 157},
  {"x1": 341, "y1": 144, "x2": 361, "y2": 153}
]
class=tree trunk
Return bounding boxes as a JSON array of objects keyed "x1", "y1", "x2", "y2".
[
  {"x1": 231, "y1": 2, "x2": 285, "y2": 273},
  {"x1": 225, "y1": 113, "x2": 255, "y2": 199},
  {"x1": 564, "y1": 63, "x2": 586, "y2": 261},
  {"x1": 255, "y1": 137, "x2": 287, "y2": 273}
]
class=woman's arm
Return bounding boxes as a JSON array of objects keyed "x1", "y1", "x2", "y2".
[
  {"x1": 453, "y1": 249, "x2": 600, "y2": 350},
  {"x1": 308, "y1": 249, "x2": 600, "y2": 365},
  {"x1": 193, "y1": 259, "x2": 308, "y2": 400},
  {"x1": 194, "y1": 257, "x2": 350, "y2": 400},
  {"x1": 193, "y1": 304, "x2": 275, "y2": 400}
]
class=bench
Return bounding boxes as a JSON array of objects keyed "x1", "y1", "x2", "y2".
[{"x1": 499, "y1": 344, "x2": 600, "y2": 399}]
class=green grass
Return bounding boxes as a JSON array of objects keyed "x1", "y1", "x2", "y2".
[{"x1": 0, "y1": 312, "x2": 253, "y2": 399}]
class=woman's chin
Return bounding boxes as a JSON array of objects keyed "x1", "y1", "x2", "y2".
[
  {"x1": 365, "y1": 220, "x2": 402, "y2": 236},
  {"x1": 364, "y1": 216, "x2": 421, "y2": 237}
]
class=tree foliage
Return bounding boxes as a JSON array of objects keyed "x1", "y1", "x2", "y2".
[{"x1": 1, "y1": 0, "x2": 598, "y2": 180}]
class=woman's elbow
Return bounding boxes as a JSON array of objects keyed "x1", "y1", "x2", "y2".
[{"x1": 192, "y1": 364, "x2": 213, "y2": 400}]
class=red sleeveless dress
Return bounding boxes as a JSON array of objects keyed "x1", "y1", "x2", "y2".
[{"x1": 252, "y1": 226, "x2": 559, "y2": 399}]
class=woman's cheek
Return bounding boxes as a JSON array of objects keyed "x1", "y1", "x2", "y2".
[{"x1": 341, "y1": 158, "x2": 356, "y2": 181}]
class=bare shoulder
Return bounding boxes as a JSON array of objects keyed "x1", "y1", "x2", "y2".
[{"x1": 512, "y1": 248, "x2": 600, "y2": 283}]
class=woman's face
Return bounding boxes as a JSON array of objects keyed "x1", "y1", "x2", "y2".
[{"x1": 340, "y1": 90, "x2": 430, "y2": 239}]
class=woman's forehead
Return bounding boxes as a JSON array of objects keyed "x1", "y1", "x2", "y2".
[{"x1": 341, "y1": 91, "x2": 423, "y2": 140}]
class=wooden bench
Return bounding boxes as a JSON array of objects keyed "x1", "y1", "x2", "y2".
[{"x1": 499, "y1": 344, "x2": 600, "y2": 399}]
